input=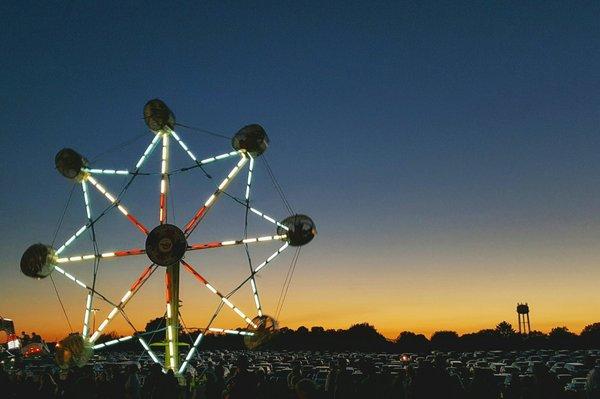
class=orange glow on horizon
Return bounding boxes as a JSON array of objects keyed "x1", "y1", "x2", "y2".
[{"x1": 5, "y1": 254, "x2": 600, "y2": 343}]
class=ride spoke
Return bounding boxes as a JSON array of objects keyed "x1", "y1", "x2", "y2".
[
  {"x1": 86, "y1": 175, "x2": 149, "y2": 235},
  {"x1": 159, "y1": 133, "x2": 169, "y2": 224},
  {"x1": 82, "y1": 292, "x2": 93, "y2": 338},
  {"x1": 208, "y1": 327, "x2": 254, "y2": 336},
  {"x1": 198, "y1": 150, "x2": 243, "y2": 166},
  {"x1": 245, "y1": 155, "x2": 254, "y2": 201},
  {"x1": 92, "y1": 335, "x2": 133, "y2": 349},
  {"x1": 164, "y1": 264, "x2": 178, "y2": 371},
  {"x1": 186, "y1": 234, "x2": 287, "y2": 252},
  {"x1": 171, "y1": 131, "x2": 198, "y2": 164},
  {"x1": 81, "y1": 181, "x2": 93, "y2": 220},
  {"x1": 52, "y1": 265, "x2": 91, "y2": 290},
  {"x1": 180, "y1": 260, "x2": 257, "y2": 327},
  {"x1": 248, "y1": 207, "x2": 290, "y2": 231},
  {"x1": 89, "y1": 265, "x2": 157, "y2": 343},
  {"x1": 83, "y1": 168, "x2": 130, "y2": 175},
  {"x1": 183, "y1": 155, "x2": 249, "y2": 236},
  {"x1": 178, "y1": 332, "x2": 204, "y2": 374},
  {"x1": 138, "y1": 336, "x2": 163, "y2": 367},
  {"x1": 134, "y1": 134, "x2": 162, "y2": 171},
  {"x1": 55, "y1": 248, "x2": 146, "y2": 264},
  {"x1": 171, "y1": 129, "x2": 244, "y2": 170},
  {"x1": 223, "y1": 242, "x2": 292, "y2": 300},
  {"x1": 55, "y1": 224, "x2": 90, "y2": 256},
  {"x1": 80, "y1": 181, "x2": 97, "y2": 339},
  {"x1": 177, "y1": 150, "x2": 244, "y2": 173},
  {"x1": 250, "y1": 278, "x2": 262, "y2": 317},
  {"x1": 51, "y1": 266, "x2": 118, "y2": 309},
  {"x1": 244, "y1": 156, "x2": 263, "y2": 316},
  {"x1": 254, "y1": 243, "x2": 290, "y2": 273}
]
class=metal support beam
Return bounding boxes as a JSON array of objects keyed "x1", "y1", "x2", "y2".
[{"x1": 165, "y1": 262, "x2": 180, "y2": 372}]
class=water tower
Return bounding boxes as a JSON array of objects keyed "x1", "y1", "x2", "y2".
[{"x1": 516, "y1": 303, "x2": 531, "y2": 334}]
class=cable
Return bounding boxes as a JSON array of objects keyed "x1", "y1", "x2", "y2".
[
  {"x1": 90, "y1": 131, "x2": 149, "y2": 164},
  {"x1": 174, "y1": 122, "x2": 231, "y2": 140},
  {"x1": 136, "y1": 311, "x2": 167, "y2": 363},
  {"x1": 275, "y1": 247, "x2": 301, "y2": 321},
  {"x1": 274, "y1": 248, "x2": 296, "y2": 317},
  {"x1": 51, "y1": 183, "x2": 77, "y2": 247},
  {"x1": 179, "y1": 311, "x2": 196, "y2": 347},
  {"x1": 200, "y1": 301, "x2": 225, "y2": 342},
  {"x1": 275, "y1": 247, "x2": 300, "y2": 320},
  {"x1": 262, "y1": 156, "x2": 294, "y2": 215},
  {"x1": 222, "y1": 190, "x2": 250, "y2": 208},
  {"x1": 50, "y1": 275, "x2": 73, "y2": 333},
  {"x1": 119, "y1": 310, "x2": 141, "y2": 336}
]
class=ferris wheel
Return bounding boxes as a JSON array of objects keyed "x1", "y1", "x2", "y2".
[{"x1": 19, "y1": 99, "x2": 316, "y2": 374}]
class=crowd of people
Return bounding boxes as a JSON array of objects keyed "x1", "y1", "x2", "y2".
[
  {"x1": 18, "y1": 331, "x2": 43, "y2": 346},
  {"x1": 1, "y1": 351, "x2": 599, "y2": 399}
]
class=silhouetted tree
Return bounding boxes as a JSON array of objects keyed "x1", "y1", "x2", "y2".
[
  {"x1": 431, "y1": 330, "x2": 460, "y2": 351},
  {"x1": 345, "y1": 323, "x2": 390, "y2": 351},
  {"x1": 548, "y1": 326, "x2": 577, "y2": 349},
  {"x1": 581, "y1": 322, "x2": 600, "y2": 348},
  {"x1": 96, "y1": 331, "x2": 120, "y2": 344},
  {"x1": 460, "y1": 329, "x2": 499, "y2": 351},
  {"x1": 135, "y1": 317, "x2": 600, "y2": 353},
  {"x1": 145, "y1": 317, "x2": 166, "y2": 333},
  {"x1": 94, "y1": 331, "x2": 137, "y2": 351},
  {"x1": 296, "y1": 326, "x2": 309, "y2": 334},
  {"x1": 143, "y1": 317, "x2": 166, "y2": 344},
  {"x1": 395, "y1": 331, "x2": 430, "y2": 353},
  {"x1": 495, "y1": 321, "x2": 515, "y2": 337},
  {"x1": 525, "y1": 330, "x2": 548, "y2": 349}
]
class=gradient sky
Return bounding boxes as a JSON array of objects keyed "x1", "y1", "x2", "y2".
[{"x1": 1, "y1": 2, "x2": 599, "y2": 342}]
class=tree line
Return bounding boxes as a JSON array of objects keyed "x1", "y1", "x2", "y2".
[{"x1": 94, "y1": 318, "x2": 600, "y2": 353}]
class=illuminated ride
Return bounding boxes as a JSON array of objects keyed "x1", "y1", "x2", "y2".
[
  {"x1": 0, "y1": 317, "x2": 19, "y2": 356},
  {"x1": 0, "y1": 317, "x2": 50, "y2": 359},
  {"x1": 20, "y1": 99, "x2": 316, "y2": 374}
]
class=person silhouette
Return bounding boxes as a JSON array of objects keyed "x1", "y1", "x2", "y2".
[
  {"x1": 295, "y1": 379, "x2": 320, "y2": 399},
  {"x1": 586, "y1": 367, "x2": 600, "y2": 399},
  {"x1": 20, "y1": 331, "x2": 30, "y2": 345},
  {"x1": 225, "y1": 355, "x2": 258, "y2": 399},
  {"x1": 31, "y1": 332, "x2": 42, "y2": 343}
]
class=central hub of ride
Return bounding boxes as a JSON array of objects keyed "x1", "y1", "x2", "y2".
[{"x1": 145, "y1": 224, "x2": 187, "y2": 266}]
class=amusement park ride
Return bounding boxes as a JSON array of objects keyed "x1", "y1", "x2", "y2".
[
  {"x1": 19, "y1": 99, "x2": 316, "y2": 374},
  {"x1": 0, "y1": 317, "x2": 19, "y2": 354},
  {"x1": 0, "y1": 317, "x2": 50, "y2": 360}
]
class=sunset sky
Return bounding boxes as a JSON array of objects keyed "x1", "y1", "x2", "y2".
[{"x1": 1, "y1": 2, "x2": 599, "y2": 342}]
